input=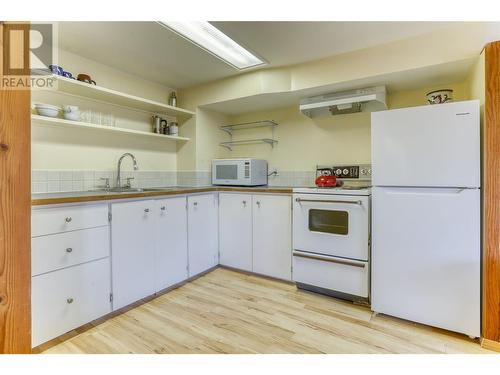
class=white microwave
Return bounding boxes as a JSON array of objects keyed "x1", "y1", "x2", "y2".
[{"x1": 212, "y1": 159, "x2": 268, "y2": 186}]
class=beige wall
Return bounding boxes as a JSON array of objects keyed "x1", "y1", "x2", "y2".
[
  {"x1": 32, "y1": 49, "x2": 177, "y2": 171},
  {"x1": 189, "y1": 81, "x2": 470, "y2": 172}
]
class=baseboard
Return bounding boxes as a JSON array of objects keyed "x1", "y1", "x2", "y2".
[{"x1": 481, "y1": 337, "x2": 500, "y2": 352}]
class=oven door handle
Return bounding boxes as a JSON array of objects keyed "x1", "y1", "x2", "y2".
[
  {"x1": 293, "y1": 251, "x2": 366, "y2": 268},
  {"x1": 295, "y1": 197, "x2": 362, "y2": 205}
]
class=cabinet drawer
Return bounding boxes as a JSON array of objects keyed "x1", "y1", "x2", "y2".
[
  {"x1": 293, "y1": 252, "x2": 369, "y2": 298},
  {"x1": 32, "y1": 204, "x2": 109, "y2": 237},
  {"x1": 32, "y1": 258, "x2": 111, "y2": 347},
  {"x1": 32, "y1": 226, "x2": 110, "y2": 276}
]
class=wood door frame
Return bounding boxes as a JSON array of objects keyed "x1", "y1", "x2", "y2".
[
  {"x1": 0, "y1": 21, "x2": 31, "y2": 354},
  {"x1": 483, "y1": 41, "x2": 500, "y2": 345}
]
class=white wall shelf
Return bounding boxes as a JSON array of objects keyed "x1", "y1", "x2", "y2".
[
  {"x1": 220, "y1": 120, "x2": 278, "y2": 135},
  {"x1": 219, "y1": 119, "x2": 278, "y2": 151},
  {"x1": 50, "y1": 75, "x2": 195, "y2": 121},
  {"x1": 219, "y1": 138, "x2": 278, "y2": 151},
  {"x1": 31, "y1": 115, "x2": 190, "y2": 142}
]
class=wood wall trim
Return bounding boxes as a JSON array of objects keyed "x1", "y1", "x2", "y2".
[
  {"x1": 483, "y1": 41, "x2": 500, "y2": 343},
  {"x1": 481, "y1": 338, "x2": 500, "y2": 352},
  {"x1": 0, "y1": 22, "x2": 31, "y2": 353}
]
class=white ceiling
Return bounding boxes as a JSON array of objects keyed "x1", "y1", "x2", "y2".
[{"x1": 58, "y1": 21, "x2": 477, "y2": 89}]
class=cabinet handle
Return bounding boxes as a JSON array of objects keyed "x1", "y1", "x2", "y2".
[
  {"x1": 242, "y1": 200, "x2": 247, "y2": 206},
  {"x1": 193, "y1": 202, "x2": 198, "y2": 206},
  {"x1": 256, "y1": 201, "x2": 261, "y2": 207},
  {"x1": 66, "y1": 298, "x2": 74, "y2": 304},
  {"x1": 65, "y1": 217, "x2": 72, "y2": 223},
  {"x1": 160, "y1": 206, "x2": 166, "y2": 211},
  {"x1": 144, "y1": 208, "x2": 150, "y2": 213},
  {"x1": 66, "y1": 247, "x2": 73, "y2": 253}
]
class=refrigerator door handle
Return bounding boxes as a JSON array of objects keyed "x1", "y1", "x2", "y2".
[{"x1": 383, "y1": 187, "x2": 470, "y2": 195}]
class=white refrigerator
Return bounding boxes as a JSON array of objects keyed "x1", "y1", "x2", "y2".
[{"x1": 371, "y1": 100, "x2": 480, "y2": 338}]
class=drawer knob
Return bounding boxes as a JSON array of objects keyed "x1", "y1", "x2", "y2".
[
  {"x1": 65, "y1": 217, "x2": 72, "y2": 223},
  {"x1": 66, "y1": 298, "x2": 74, "y2": 304},
  {"x1": 256, "y1": 201, "x2": 261, "y2": 207},
  {"x1": 66, "y1": 247, "x2": 73, "y2": 253},
  {"x1": 144, "y1": 208, "x2": 150, "y2": 213},
  {"x1": 193, "y1": 202, "x2": 198, "y2": 206},
  {"x1": 160, "y1": 206, "x2": 166, "y2": 211}
]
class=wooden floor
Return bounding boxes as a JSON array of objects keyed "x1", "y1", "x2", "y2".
[{"x1": 40, "y1": 268, "x2": 493, "y2": 354}]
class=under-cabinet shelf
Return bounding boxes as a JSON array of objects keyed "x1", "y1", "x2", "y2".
[
  {"x1": 219, "y1": 138, "x2": 278, "y2": 151},
  {"x1": 31, "y1": 115, "x2": 191, "y2": 142},
  {"x1": 48, "y1": 75, "x2": 195, "y2": 121},
  {"x1": 220, "y1": 120, "x2": 278, "y2": 135}
]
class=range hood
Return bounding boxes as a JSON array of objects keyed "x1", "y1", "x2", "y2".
[{"x1": 300, "y1": 86, "x2": 387, "y2": 118}]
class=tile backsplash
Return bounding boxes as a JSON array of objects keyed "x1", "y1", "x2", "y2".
[
  {"x1": 31, "y1": 169, "x2": 316, "y2": 193},
  {"x1": 32, "y1": 170, "x2": 178, "y2": 194}
]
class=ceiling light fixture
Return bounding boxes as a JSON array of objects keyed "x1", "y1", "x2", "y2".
[{"x1": 158, "y1": 21, "x2": 265, "y2": 70}]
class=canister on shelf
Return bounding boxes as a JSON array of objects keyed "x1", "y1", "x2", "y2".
[
  {"x1": 169, "y1": 121, "x2": 178, "y2": 136},
  {"x1": 152, "y1": 115, "x2": 161, "y2": 133},
  {"x1": 161, "y1": 119, "x2": 169, "y2": 135},
  {"x1": 168, "y1": 92, "x2": 177, "y2": 107}
]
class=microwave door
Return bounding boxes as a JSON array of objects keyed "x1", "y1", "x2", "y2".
[
  {"x1": 216, "y1": 164, "x2": 238, "y2": 180},
  {"x1": 213, "y1": 161, "x2": 242, "y2": 185}
]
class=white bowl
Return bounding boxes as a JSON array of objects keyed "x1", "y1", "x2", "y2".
[
  {"x1": 63, "y1": 105, "x2": 79, "y2": 113},
  {"x1": 36, "y1": 107, "x2": 60, "y2": 118},
  {"x1": 63, "y1": 111, "x2": 81, "y2": 121},
  {"x1": 35, "y1": 103, "x2": 60, "y2": 111}
]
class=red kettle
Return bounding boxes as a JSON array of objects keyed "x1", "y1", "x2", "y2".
[{"x1": 315, "y1": 175, "x2": 337, "y2": 187}]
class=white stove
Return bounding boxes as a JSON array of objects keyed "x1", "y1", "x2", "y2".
[
  {"x1": 292, "y1": 165, "x2": 372, "y2": 303},
  {"x1": 293, "y1": 186, "x2": 371, "y2": 195}
]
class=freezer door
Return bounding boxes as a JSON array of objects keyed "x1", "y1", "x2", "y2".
[
  {"x1": 371, "y1": 100, "x2": 480, "y2": 187},
  {"x1": 371, "y1": 187, "x2": 480, "y2": 337}
]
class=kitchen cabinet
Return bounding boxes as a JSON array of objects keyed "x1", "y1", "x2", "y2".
[
  {"x1": 111, "y1": 199, "x2": 156, "y2": 310},
  {"x1": 252, "y1": 194, "x2": 292, "y2": 280},
  {"x1": 187, "y1": 194, "x2": 219, "y2": 277},
  {"x1": 219, "y1": 193, "x2": 253, "y2": 271},
  {"x1": 154, "y1": 196, "x2": 188, "y2": 291},
  {"x1": 32, "y1": 258, "x2": 111, "y2": 347},
  {"x1": 31, "y1": 203, "x2": 112, "y2": 347}
]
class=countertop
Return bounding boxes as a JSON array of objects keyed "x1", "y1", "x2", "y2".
[{"x1": 31, "y1": 185, "x2": 297, "y2": 206}]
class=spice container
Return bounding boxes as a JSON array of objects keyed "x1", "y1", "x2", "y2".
[
  {"x1": 168, "y1": 92, "x2": 177, "y2": 107},
  {"x1": 169, "y1": 121, "x2": 178, "y2": 136}
]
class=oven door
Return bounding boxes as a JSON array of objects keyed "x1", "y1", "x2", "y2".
[{"x1": 293, "y1": 193, "x2": 370, "y2": 261}]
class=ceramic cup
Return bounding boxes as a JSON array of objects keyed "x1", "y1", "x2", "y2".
[
  {"x1": 77, "y1": 73, "x2": 96, "y2": 85},
  {"x1": 62, "y1": 71, "x2": 75, "y2": 79}
]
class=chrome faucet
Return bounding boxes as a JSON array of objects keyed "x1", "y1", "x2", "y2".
[{"x1": 116, "y1": 153, "x2": 138, "y2": 188}]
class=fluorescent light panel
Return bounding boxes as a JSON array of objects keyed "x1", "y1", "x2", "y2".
[{"x1": 159, "y1": 21, "x2": 265, "y2": 70}]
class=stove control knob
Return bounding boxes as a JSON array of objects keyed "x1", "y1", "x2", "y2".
[
  {"x1": 360, "y1": 168, "x2": 367, "y2": 175},
  {"x1": 335, "y1": 169, "x2": 342, "y2": 176},
  {"x1": 343, "y1": 168, "x2": 349, "y2": 175}
]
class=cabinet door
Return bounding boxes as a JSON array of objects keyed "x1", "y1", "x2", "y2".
[
  {"x1": 219, "y1": 193, "x2": 252, "y2": 271},
  {"x1": 187, "y1": 194, "x2": 219, "y2": 277},
  {"x1": 252, "y1": 195, "x2": 292, "y2": 281},
  {"x1": 32, "y1": 258, "x2": 111, "y2": 347},
  {"x1": 155, "y1": 196, "x2": 188, "y2": 291},
  {"x1": 111, "y1": 200, "x2": 155, "y2": 310}
]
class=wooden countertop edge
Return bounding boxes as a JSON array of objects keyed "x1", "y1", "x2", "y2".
[{"x1": 31, "y1": 187, "x2": 293, "y2": 206}]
